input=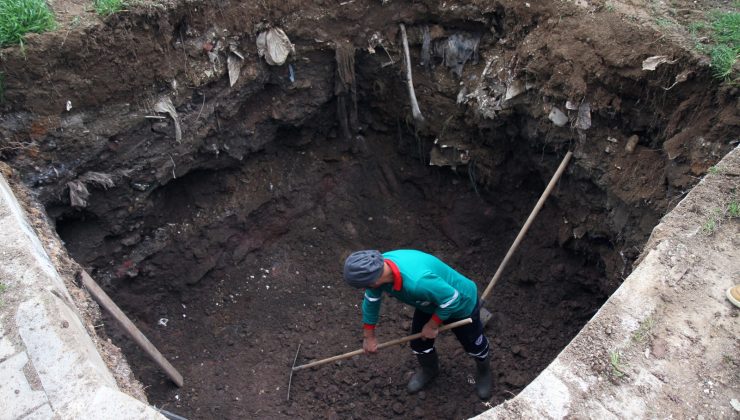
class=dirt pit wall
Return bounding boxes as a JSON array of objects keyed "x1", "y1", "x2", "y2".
[{"x1": 1, "y1": 0, "x2": 738, "y2": 418}]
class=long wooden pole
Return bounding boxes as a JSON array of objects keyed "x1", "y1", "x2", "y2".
[
  {"x1": 79, "y1": 270, "x2": 184, "y2": 387},
  {"x1": 292, "y1": 318, "x2": 472, "y2": 371},
  {"x1": 399, "y1": 23, "x2": 425, "y2": 124},
  {"x1": 480, "y1": 151, "x2": 573, "y2": 302}
]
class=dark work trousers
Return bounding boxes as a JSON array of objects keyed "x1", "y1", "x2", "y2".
[{"x1": 409, "y1": 299, "x2": 490, "y2": 360}]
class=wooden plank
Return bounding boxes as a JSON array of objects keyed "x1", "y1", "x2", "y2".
[{"x1": 79, "y1": 270, "x2": 184, "y2": 387}]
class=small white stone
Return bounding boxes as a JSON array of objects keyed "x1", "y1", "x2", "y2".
[
  {"x1": 730, "y1": 399, "x2": 740, "y2": 411},
  {"x1": 548, "y1": 107, "x2": 568, "y2": 127}
]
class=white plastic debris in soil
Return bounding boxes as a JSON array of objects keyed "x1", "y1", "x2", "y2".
[
  {"x1": 641, "y1": 55, "x2": 676, "y2": 71},
  {"x1": 154, "y1": 96, "x2": 182, "y2": 143},
  {"x1": 256, "y1": 28, "x2": 295, "y2": 66},
  {"x1": 227, "y1": 54, "x2": 243, "y2": 87}
]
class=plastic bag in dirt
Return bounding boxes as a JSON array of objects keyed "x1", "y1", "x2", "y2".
[
  {"x1": 67, "y1": 180, "x2": 89, "y2": 208},
  {"x1": 154, "y1": 96, "x2": 182, "y2": 143},
  {"x1": 256, "y1": 28, "x2": 295, "y2": 66},
  {"x1": 435, "y1": 33, "x2": 480, "y2": 77}
]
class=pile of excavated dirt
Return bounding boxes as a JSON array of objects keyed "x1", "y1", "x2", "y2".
[{"x1": 1, "y1": 0, "x2": 737, "y2": 418}]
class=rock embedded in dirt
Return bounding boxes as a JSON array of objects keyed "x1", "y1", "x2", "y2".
[
  {"x1": 548, "y1": 107, "x2": 569, "y2": 127},
  {"x1": 651, "y1": 338, "x2": 668, "y2": 359},
  {"x1": 121, "y1": 234, "x2": 141, "y2": 247},
  {"x1": 504, "y1": 371, "x2": 528, "y2": 388},
  {"x1": 625, "y1": 135, "x2": 639, "y2": 153}
]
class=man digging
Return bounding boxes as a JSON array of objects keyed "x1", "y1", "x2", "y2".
[{"x1": 343, "y1": 249, "x2": 492, "y2": 399}]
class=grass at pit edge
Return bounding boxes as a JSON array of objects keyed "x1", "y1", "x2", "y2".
[{"x1": 0, "y1": 0, "x2": 56, "y2": 47}]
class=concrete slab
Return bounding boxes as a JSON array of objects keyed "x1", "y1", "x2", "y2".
[
  {"x1": 21, "y1": 404, "x2": 54, "y2": 420},
  {"x1": 0, "y1": 352, "x2": 47, "y2": 419},
  {"x1": 0, "y1": 175, "x2": 165, "y2": 420}
]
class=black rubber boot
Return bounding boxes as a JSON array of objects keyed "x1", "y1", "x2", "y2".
[
  {"x1": 407, "y1": 352, "x2": 439, "y2": 394},
  {"x1": 475, "y1": 356, "x2": 492, "y2": 400}
]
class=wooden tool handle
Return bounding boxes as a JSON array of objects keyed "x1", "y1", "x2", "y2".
[
  {"x1": 79, "y1": 270, "x2": 184, "y2": 387},
  {"x1": 480, "y1": 151, "x2": 573, "y2": 302},
  {"x1": 292, "y1": 317, "x2": 473, "y2": 371}
]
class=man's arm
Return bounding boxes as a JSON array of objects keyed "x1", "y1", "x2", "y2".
[{"x1": 361, "y1": 288, "x2": 383, "y2": 353}]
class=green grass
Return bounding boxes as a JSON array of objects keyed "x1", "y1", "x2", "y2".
[
  {"x1": 711, "y1": 11, "x2": 740, "y2": 46},
  {"x1": 609, "y1": 351, "x2": 627, "y2": 378},
  {"x1": 727, "y1": 192, "x2": 739, "y2": 218},
  {"x1": 656, "y1": 17, "x2": 674, "y2": 28},
  {"x1": 95, "y1": 0, "x2": 125, "y2": 16},
  {"x1": 687, "y1": 11, "x2": 739, "y2": 82},
  {"x1": 689, "y1": 21, "x2": 708, "y2": 35},
  {"x1": 709, "y1": 11, "x2": 739, "y2": 81},
  {"x1": 631, "y1": 317, "x2": 654, "y2": 343},
  {"x1": 0, "y1": 282, "x2": 7, "y2": 307},
  {"x1": 0, "y1": 0, "x2": 56, "y2": 47},
  {"x1": 710, "y1": 45, "x2": 737, "y2": 79},
  {"x1": 728, "y1": 200, "x2": 739, "y2": 217},
  {"x1": 701, "y1": 189, "x2": 739, "y2": 233},
  {"x1": 702, "y1": 208, "x2": 722, "y2": 234}
]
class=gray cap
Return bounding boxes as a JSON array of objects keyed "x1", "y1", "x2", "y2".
[{"x1": 343, "y1": 250, "x2": 384, "y2": 288}]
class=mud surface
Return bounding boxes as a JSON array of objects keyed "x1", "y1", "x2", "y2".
[
  {"x1": 1, "y1": 0, "x2": 738, "y2": 418},
  {"x1": 55, "y1": 128, "x2": 609, "y2": 419}
]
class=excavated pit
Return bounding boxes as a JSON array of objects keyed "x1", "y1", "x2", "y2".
[
  {"x1": 1, "y1": 1, "x2": 737, "y2": 419},
  {"x1": 54, "y1": 128, "x2": 619, "y2": 420},
  {"x1": 56, "y1": 128, "x2": 616, "y2": 419}
]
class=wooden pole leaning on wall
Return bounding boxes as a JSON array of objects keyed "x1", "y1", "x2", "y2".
[{"x1": 79, "y1": 270, "x2": 184, "y2": 387}]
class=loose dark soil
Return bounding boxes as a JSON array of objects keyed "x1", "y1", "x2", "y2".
[
  {"x1": 60, "y1": 131, "x2": 609, "y2": 419},
  {"x1": 1, "y1": 0, "x2": 737, "y2": 419}
]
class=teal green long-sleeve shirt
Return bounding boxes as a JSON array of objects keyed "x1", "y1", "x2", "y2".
[{"x1": 362, "y1": 250, "x2": 478, "y2": 326}]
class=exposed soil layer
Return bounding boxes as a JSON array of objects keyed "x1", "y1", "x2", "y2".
[
  {"x1": 59, "y1": 132, "x2": 612, "y2": 420},
  {"x1": 1, "y1": 0, "x2": 738, "y2": 419}
]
